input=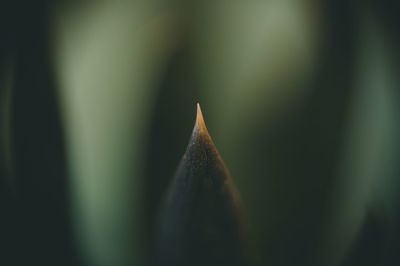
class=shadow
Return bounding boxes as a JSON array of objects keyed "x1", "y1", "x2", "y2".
[{"x1": 9, "y1": 1, "x2": 81, "y2": 265}]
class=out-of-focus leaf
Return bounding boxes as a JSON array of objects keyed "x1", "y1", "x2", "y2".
[
  {"x1": 192, "y1": 1, "x2": 364, "y2": 266},
  {"x1": 52, "y1": 1, "x2": 179, "y2": 265}
]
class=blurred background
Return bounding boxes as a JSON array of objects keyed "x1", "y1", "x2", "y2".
[{"x1": 0, "y1": 0, "x2": 399, "y2": 266}]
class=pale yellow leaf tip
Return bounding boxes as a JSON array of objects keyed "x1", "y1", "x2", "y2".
[{"x1": 196, "y1": 103, "x2": 208, "y2": 134}]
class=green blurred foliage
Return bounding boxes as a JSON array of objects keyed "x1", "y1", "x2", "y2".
[{"x1": 0, "y1": 0, "x2": 399, "y2": 266}]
